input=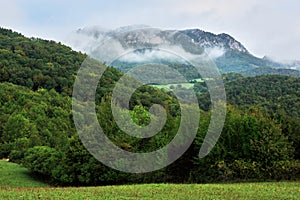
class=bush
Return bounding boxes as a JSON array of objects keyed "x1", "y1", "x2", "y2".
[
  {"x1": 228, "y1": 160, "x2": 263, "y2": 180},
  {"x1": 23, "y1": 146, "x2": 62, "y2": 176},
  {"x1": 268, "y1": 160, "x2": 300, "y2": 180}
]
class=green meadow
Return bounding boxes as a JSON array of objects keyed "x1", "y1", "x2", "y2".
[
  {"x1": 1, "y1": 182, "x2": 299, "y2": 199},
  {"x1": 150, "y1": 78, "x2": 204, "y2": 90},
  {"x1": 1, "y1": 160, "x2": 299, "y2": 200},
  {"x1": 0, "y1": 160, "x2": 48, "y2": 188}
]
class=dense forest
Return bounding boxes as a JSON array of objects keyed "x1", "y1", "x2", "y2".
[{"x1": 0, "y1": 27, "x2": 299, "y2": 186}]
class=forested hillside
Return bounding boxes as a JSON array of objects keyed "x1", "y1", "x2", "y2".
[
  {"x1": 0, "y1": 28, "x2": 85, "y2": 95},
  {"x1": 0, "y1": 27, "x2": 299, "y2": 186},
  {"x1": 226, "y1": 75, "x2": 300, "y2": 118}
]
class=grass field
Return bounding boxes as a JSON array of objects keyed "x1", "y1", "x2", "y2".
[
  {"x1": 0, "y1": 160, "x2": 48, "y2": 188},
  {"x1": 0, "y1": 182, "x2": 299, "y2": 199},
  {"x1": 152, "y1": 83, "x2": 195, "y2": 90},
  {"x1": 150, "y1": 78, "x2": 204, "y2": 90},
  {"x1": 1, "y1": 160, "x2": 299, "y2": 199}
]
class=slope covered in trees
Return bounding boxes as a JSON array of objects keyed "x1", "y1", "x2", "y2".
[
  {"x1": 0, "y1": 27, "x2": 299, "y2": 185},
  {"x1": 0, "y1": 27, "x2": 85, "y2": 95},
  {"x1": 197, "y1": 74, "x2": 300, "y2": 161},
  {"x1": 225, "y1": 75, "x2": 300, "y2": 118},
  {"x1": 197, "y1": 74, "x2": 300, "y2": 118}
]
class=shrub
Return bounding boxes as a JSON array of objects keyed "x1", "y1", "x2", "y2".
[{"x1": 23, "y1": 146, "x2": 62, "y2": 176}]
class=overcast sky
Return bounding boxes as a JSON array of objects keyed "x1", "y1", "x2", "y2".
[{"x1": 1, "y1": 0, "x2": 299, "y2": 61}]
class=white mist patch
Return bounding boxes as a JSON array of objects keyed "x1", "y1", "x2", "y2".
[
  {"x1": 64, "y1": 31, "x2": 104, "y2": 54},
  {"x1": 118, "y1": 45, "x2": 209, "y2": 64},
  {"x1": 205, "y1": 47, "x2": 226, "y2": 59},
  {"x1": 64, "y1": 26, "x2": 109, "y2": 54},
  {"x1": 263, "y1": 56, "x2": 300, "y2": 71},
  {"x1": 118, "y1": 49, "x2": 183, "y2": 63}
]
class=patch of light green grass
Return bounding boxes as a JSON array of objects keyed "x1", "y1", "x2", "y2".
[
  {"x1": 151, "y1": 83, "x2": 195, "y2": 90},
  {"x1": 150, "y1": 78, "x2": 204, "y2": 90},
  {"x1": 0, "y1": 160, "x2": 48, "y2": 188}
]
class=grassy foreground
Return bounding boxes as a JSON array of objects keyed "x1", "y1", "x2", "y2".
[
  {"x1": 0, "y1": 160, "x2": 48, "y2": 188},
  {"x1": 0, "y1": 182, "x2": 299, "y2": 199},
  {"x1": 1, "y1": 161, "x2": 299, "y2": 199}
]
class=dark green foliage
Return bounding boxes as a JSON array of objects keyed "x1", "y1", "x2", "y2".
[
  {"x1": 190, "y1": 106, "x2": 295, "y2": 182},
  {"x1": 0, "y1": 82, "x2": 73, "y2": 161},
  {"x1": 0, "y1": 27, "x2": 85, "y2": 95},
  {"x1": 243, "y1": 67, "x2": 300, "y2": 77},
  {"x1": 113, "y1": 61, "x2": 201, "y2": 81},
  {"x1": 23, "y1": 146, "x2": 63, "y2": 177},
  {"x1": 225, "y1": 75, "x2": 300, "y2": 118}
]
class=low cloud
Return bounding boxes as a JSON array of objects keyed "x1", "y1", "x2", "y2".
[
  {"x1": 204, "y1": 47, "x2": 225, "y2": 59},
  {"x1": 66, "y1": 26, "x2": 226, "y2": 65}
]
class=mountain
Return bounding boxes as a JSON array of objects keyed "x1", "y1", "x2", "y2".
[
  {"x1": 67, "y1": 26, "x2": 300, "y2": 78},
  {"x1": 180, "y1": 29, "x2": 248, "y2": 53}
]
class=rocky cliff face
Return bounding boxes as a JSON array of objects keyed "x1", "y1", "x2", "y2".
[{"x1": 180, "y1": 29, "x2": 248, "y2": 53}]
